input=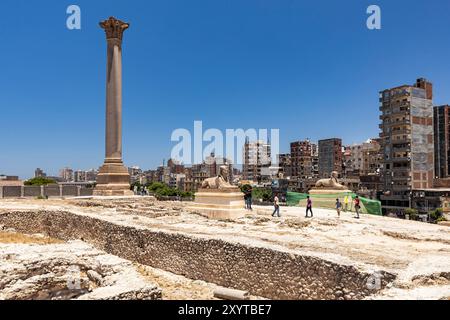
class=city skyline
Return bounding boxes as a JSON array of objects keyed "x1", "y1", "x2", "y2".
[{"x1": 2, "y1": 1, "x2": 450, "y2": 179}]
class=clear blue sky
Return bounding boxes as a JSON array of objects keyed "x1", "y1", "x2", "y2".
[{"x1": 1, "y1": 0, "x2": 450, "y2": 179}]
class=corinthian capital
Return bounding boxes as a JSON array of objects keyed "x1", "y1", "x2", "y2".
[{"x1": 100, "y1": 17, "x2": 129, "y2": 41}]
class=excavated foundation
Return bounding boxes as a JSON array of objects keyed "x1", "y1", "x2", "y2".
[{"x1": 0, "y1": 209, "x2": 396, "y2": 300}]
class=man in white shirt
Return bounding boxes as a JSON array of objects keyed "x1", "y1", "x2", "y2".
[{"x1": 272, "y1": 193, "x2": 281, "y2": 217}]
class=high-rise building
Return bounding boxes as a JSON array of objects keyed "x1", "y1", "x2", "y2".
[
  {"x1": 278, "y1": 154, "x2": 292, "y2": 178},
  {"x1": 167, "y1": 159, "x2": 185, "y2": 175},
  {"x1": 74, "y1": 170, "x2": 86, "y2": 182},
  {"x1": 34, "y1": 168, "x2": 46, "y2": 178},
  {"x1": 379, "y1": 78, "x2": 434, "y2": 211},
  {"x1": 347, "y1": 139, "x2": 381, "y2": 176},
  {"x1": 311, "y1": 143, "x2": 319, "y2": 178},
  {"x1": 144, "y1": 169, "x2": 159, "y2": 184},
  {"x1": 162, "y1": 166, "x2": 171, "y2": 185},
  {"x1": 73, "y1": 169, "x2": 98, "y2": 182},
  {"x1": 59, "y1": 167, "x2": 74, "y2": 182},
  {"x1": 342, "y1": 146, "x2": 353, "y2": 177},
  {"x1": 203, "y1": 153, "x2": 233, "y2": 182},
  {"x1": 85, "y1": 169, "x2": 98, "y2": 182},
  {"x1": 290, "y1": 140, "x2": 313, "y2": 179},
  {"x1": 434, "y1": 105, "x2": 450, "y2": 178},
  {"x1": 318, "y1": 138, "x2": 343, "y2": 178},
  {"x1": 243, "y1": 140, "x2": 271, "y2": 182},
  {"x1": 156, "y1": 166, "x2": 165, "y2": 183},
  {"x1": 191, "y1": 164, "x2": 209, "y2": 189}
]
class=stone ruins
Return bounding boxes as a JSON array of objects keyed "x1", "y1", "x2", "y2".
[{"x1": 0, "y1": 197, "x2": 449, "y2": 300}]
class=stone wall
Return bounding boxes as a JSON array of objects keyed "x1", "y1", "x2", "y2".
[
  {"x1": 0, "y1": 186, "x2": 93, "y2": 198},
  {"x1": 44, "y1": 186, "x2": 60, "y2": 197},
  {"x1": 23, "y1": 186, "x2": 41, "y2": 197},
  {"x1": 62, "y1": 186, "x2": 78, "y2": 197},
  {"x1": 0, "y1": 210, "x2": 396, "y2": 300},
  {"x1": 1, "y1": 186, "x2": 21, "y2": 198},
  {"x1": 80, "y1": 188, "x2": 94, "y2": 197}
]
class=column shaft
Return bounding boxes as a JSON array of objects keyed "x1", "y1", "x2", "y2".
[{"x1": 105, "y1": 39, "x2": 123, "y2": 162}]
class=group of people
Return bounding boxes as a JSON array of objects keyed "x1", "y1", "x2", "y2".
[
  {"x1": 334, "y1": 195, "x2": 361, "y2": 219},
  {"x1": 272, "y1": 194, "x2": 315, "y2": 218},
  {"x1": 133, "y1": 185, "x2": 148, "y2": 196},
  {"x1": 244, "y1": 188, "x2": 362, "y2": 219},
  {"x1": 271, "y1": 193, "x2": 361, "y2": 219}
]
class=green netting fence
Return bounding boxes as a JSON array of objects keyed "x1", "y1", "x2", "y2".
[{"x1": 286, "y1": 192, "x2": 382, "y2": 216}]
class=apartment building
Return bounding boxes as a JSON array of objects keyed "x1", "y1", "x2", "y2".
[
  {"x1": 379, "y1": 78, "x2": 434, "y2": 211},
  {"x1": 318, "y1": 138, "x2": 343, "y2": 178}
]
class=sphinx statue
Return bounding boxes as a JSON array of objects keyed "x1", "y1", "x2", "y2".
[
  {"x1": 190, "y1": 165, "x2": 245, "y2": 220},
  {"x1": 314, "y1": 171, "x2": 347, "y2": 190},
  {"x1": 201, "y1": 166, "x2": 235, "y2": 189}
]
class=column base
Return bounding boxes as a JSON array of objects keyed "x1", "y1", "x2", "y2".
[{"x1": 94, "y1": 161, "x2": 133, "y2": 196}]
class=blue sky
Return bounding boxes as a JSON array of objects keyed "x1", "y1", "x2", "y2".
[{"x1": 1, "y1": 0, "x2": 450, "y2": 179}]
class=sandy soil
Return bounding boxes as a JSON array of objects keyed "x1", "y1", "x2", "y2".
[
  {"x1": 0, "y1": 231, "x2": 62, "y2": 245},
  {"x1": 136, "y1": 264, "x2": 217, "y2": 300}
]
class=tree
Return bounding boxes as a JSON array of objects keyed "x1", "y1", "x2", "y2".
[
  {"x1": 252, "y1": 188, "x2": 273, "y2": 202},
  {"x1": 405, "y1": 208, "x2": 418, "y2": 221},
  {"x1": 24, "y1": 177, "x2": 56, "y2": 186},
  {"x1": 145, "y1": 182, "x2": 193, "y2": 198},
  {"x1": 147, "y1": 182, "x2": 166, "y2": 193},
  {"x1": 429, "y1": 208, "x2": 447, "y2": 223},
  {"x1": 130, "y1": 181, "x2": 142, "y2": 190}
]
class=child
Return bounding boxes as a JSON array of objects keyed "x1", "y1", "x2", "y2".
[
  {"x1": 343, "y1": 195, "x2": 349, "y2": 212},
  {"x1": 335, "y1": 198, "x2": 342, "y2": 217}
]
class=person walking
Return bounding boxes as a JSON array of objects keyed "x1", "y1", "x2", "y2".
[
  {"x1": 335, "y1": 198, "x2": 342, "y2": 217},
  {"x1": 343, "y1": 195, "x2": 349, "y2": 212},
  {"x1": 354, "y1": 196, "x2": 361, "y2": 219},
  {"x1": 244, "y1": 187, "x2": 253, "y2": 211},
  {"x1": 247, "y1": 187, "x2": 253, "y2": 211},
  {"x1": 272, "y1": 193, "x2": 280, "y2": 217},
  {"x1": 305, "y1": 196, "x2": 313, "y2": 218},
  {"x1": 243, "y1": 190, "x2": 249, "y2": 209}
]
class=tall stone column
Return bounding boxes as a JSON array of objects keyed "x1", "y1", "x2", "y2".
[{"x1": 94, "y1": 17, "x2": 133, "y2": 196}]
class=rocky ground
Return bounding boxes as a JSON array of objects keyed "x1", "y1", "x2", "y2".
[
  {"x1": 0, "y1": 231, "x2": 162, "y2": 300},
  {"x1": 0, "y1": 197, "x2": 449, "y2": 300}
]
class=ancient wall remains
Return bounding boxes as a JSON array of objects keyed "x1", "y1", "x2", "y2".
[
  {"x1": 0, "y1": 186, "x2": 93, "y2": 198},
  {"x1": 0, "y1": 210, "x2": 396, "y2": 300}
]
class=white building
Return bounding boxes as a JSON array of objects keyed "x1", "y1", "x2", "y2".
[{"x1": 243, "y1": 140, "x2": 271, "y2": 182}]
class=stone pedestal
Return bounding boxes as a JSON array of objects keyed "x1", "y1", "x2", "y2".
[
  {"x1": 188, "y1": 188, "x2": 246, "y2": 220},
  {"x1": 94, "y1": 161, "x2": 133, "y2": 196},
  {"x1": 308, "y1": 188, "x2": 352, "y2": 195},
  {"x1": 94, "y1": 17, "x2": 132, "y2": 197}
]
